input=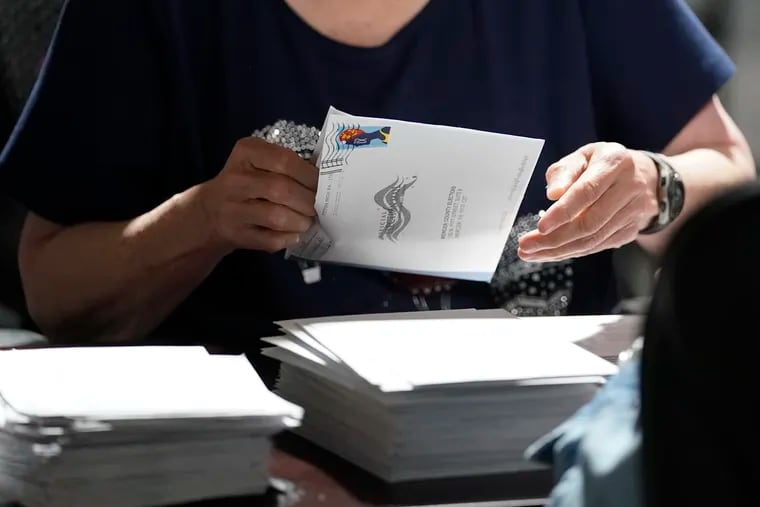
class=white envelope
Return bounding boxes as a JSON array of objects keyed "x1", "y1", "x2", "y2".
[{"x1": 287, "y1": 107, "x2": 544, "y2": 282}]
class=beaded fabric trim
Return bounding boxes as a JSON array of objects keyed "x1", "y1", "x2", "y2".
[
  {"x1": 490, "y1": 213, "x2": 574, "y2": 316},
  {"x1": 251, "y1": 120, "x2": 320, "y2": 161}
]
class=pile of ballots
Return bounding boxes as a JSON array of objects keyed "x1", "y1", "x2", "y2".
[
  {"x1": 263, "y1": 309, "x2": 628, "y2": 482},
  {"x1": 0, "y1": 346, "x2": 302, "y2": 507}
]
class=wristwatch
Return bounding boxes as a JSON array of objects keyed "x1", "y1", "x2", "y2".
[{"x1": 639, "y1": 150, "x2": 685, "y2": 234}]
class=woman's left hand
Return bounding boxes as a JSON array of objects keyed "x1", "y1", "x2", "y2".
[{"x1": 518, "y1": 142, "x2": 660, "y2": 262}]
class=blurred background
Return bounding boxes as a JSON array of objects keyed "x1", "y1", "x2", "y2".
[{"x1": 0, "y1": 0, "x2": 758, "y2": 329}]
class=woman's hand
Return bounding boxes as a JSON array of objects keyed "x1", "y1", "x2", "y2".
[
  {"x1": 518, "y1": 142, "x2": 659, "y2": 262},
  {"x1": 195, "y1": 137, "x2": 318, "y2": 254}
]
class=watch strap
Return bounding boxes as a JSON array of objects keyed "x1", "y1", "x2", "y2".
[{"x1": 639, "y1": 150, "x2": 680, "y2": 235}]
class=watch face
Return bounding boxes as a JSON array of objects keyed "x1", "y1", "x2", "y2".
[{"x1": 668, "y1": 172, "x2": 685, "y2": 219}]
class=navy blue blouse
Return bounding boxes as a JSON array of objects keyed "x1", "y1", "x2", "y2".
[{"x1": 0, "y1": 0, "x2": 733, "y2": 349}]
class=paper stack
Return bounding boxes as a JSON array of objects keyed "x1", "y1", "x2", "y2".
[
  {"x1": 263, "y1": 310, "x2": 622, "y2": 482},
  {"x1": 0, "y1": 346, "x2": 302, "y2": 507}
]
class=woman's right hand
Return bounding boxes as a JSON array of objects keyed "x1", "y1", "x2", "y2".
[{"x1": 194, "y1": 137, "x2": 318, "y2": 254}]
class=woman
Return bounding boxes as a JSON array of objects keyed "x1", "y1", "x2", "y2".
[{"x1": 0, "y1": 0, "x2": 753, "y2": 374}]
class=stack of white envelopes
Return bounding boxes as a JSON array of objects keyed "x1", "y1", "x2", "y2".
[
  {"x1": 263, "y1": 309, "x2": 625, "y2": 482},
  {"x1": 0, "y1": 346, "x2": 302, "y2": 507}
]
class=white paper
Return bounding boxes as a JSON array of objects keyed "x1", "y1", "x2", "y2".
[
  {"x1": 282, "y1": 316, "x2": 617, "y2": 392},
  {"x1": 275, "y1": 309, "x2": 512, "y2": 362},
  {"x1": 518, "y1": 314, "x2": 644, "y2": 360},
  {"x1": 287, "y1": 107, "x2": 544, "y2": 282},
  {"x1": 0, "y1": 346, "x2": 302, "y2": 422}
]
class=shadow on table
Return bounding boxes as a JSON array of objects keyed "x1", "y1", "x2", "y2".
[{"x1": 271, "y1": 433, "x2": 552, "y2": 506}]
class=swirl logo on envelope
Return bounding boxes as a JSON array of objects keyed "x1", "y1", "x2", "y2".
[{"x1": 374, "y1": 176, "x2": 417, "y2": 242}]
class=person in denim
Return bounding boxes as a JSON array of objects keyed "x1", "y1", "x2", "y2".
[
  {"x1": 527, "y1": 348, "x2": 643, "y2": 507},
  {"x1": 528, "y1": 183, "x2": 760, "y2": 507}
]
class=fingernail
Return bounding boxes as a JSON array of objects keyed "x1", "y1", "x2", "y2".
[{"x1": 546, "y1": 183, "x2": 565, "y2": 200}]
